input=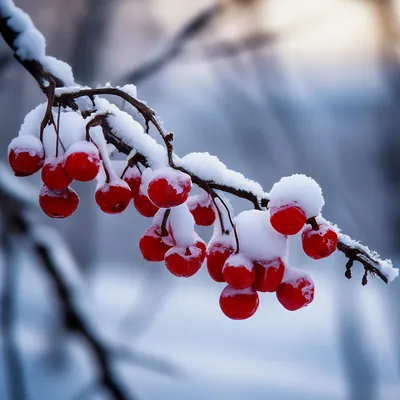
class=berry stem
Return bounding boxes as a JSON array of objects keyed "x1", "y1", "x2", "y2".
[
  {"x1": 160, "y1": 209, "x2": 171, "y2": 237},
  {"x1": 307, "y1": 217, "x2": 319, "y2": 231}
]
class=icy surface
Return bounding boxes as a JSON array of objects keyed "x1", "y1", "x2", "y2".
[
  {"x1": 269, "y1": 174, "x2": 324, "y2": 218},
  {"x1": 175, "y1": 152, "x2": 266, "y2": 198},
  {"x1": 235, "y1": 209, "x2": 288, "y2": 262}
]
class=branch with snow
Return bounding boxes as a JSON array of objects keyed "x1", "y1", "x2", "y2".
[{"x1": 0, "y1": 0, "x2": 397, "y2": 310}]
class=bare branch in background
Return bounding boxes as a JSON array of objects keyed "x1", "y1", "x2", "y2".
[{"x1": 118, "y1": 3, "x2": 221, "y2": 85}]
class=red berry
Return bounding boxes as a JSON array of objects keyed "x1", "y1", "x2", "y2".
[
  {"x1": 276, "y1": 269, "x2": 314, "y2": 311},
  {"x1": 302, "y1": 224, "x2": 338, "y2": 260},
  {"x1": 206, "y1": 242, "x2": 235, "y2": 282},
  {"x1": 270, "y1": 204, "x2": 306, "y2": 235},
  {"x1": 41, "y1": 157, "x2": 72, "y2": 190},
  {"x1": 123, "y1": 167, "x2": 141, "y2": 197},
  {"x1": 219, "y1": 286, "x2": 259, "y2": 320},
  {"x1": 95, "y1": 180, "x2": 131, "y2": 214},
  {"x1": 134, "y1": 189, "x2": 159, "y2": 217},
  {"x1": 64, "y1": 141, "x2": 100, "y2": 182},
  {"x1": 139, "y1": 225, "x2": 175, "y2": 262},
  {"x1": 147, "y1": 169, "x2": 191, "y2": 208},
  {"x1": 39, "y1": 186, "x2": 79, "y2": 218},
  {"x1": 253, "y1": 258, "x2": 285, "y2": 292},
  {"x1": 8, "y1": 136, "x2": 44, "y2": 176},
  {"x1": 187, "y1": 195, "x2": 216, "y2": 226},
  {"x1": 164, "y1": 241, "x2": 206, "y2": 277},
  {"x1": 223, "y1": 254, "x2": 255, "y2": 289}
]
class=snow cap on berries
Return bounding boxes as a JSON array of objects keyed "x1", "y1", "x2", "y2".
[{"x1": 269, "y1": 174, "x2": 324, "y2": 218}]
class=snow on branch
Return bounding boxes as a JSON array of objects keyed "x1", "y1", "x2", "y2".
[{"x1": 0, "y1": 0, "x2": 397, "y2": 328}]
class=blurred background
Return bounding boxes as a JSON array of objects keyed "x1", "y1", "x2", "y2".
[{"x1": 0, "y1": 0, "x2": 400, "y2": 399}]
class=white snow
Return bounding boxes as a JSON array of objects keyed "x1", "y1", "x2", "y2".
[
  {"x1": 118, "y1": 84, "x2": 138, "y2": 99},
  {"x1": 169, "y1": 204, "x2": 196, "y2": 247},
  {"x1": 65, "y1": 140, "x2": 98, "y2": 158},
  {"x1": 174, "y1": 152, "x2": 267, "y2": 198},
  {"x1": 41, "y1": 56, "x2": 75, "y2": 86},
  {"x1": 18, "y1": 103, "x2": 47, "y2": 138},
  {"x1": 95, "y1": 99, "x2": 168, "y2": 169},
  {"x1": 269, "y1": 174, "x2": 324, "y2": 218},
  {"x1": 8, "y1": 134, "x2": 44, "y2": 157},
  {"x1": 235, "y1": 209, "x2": 288, "y2": 262}
]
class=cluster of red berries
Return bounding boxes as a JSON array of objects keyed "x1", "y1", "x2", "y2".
[{"x1": 8, "y1": 133, "x2": 339, "y2": 321}]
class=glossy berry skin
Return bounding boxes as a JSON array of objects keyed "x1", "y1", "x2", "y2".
[
  {"x1": 276, "y1": 272, "x2": 315, "y2": 311},
  {"x1": 253, "y1": 258, "x2": 285, "y2": 293},
  {"x1": 270, "y1": 204, "x2": 307, "y2": 235},
  {"x1": 8, "y1": 138, "x2": 44, "y2": 177},
  {"x1": 41, "y1": 158, "x2": 72, "y2": 190},
  {"x1": 147, "y1": 171, "x2": 192, "y2": 208},
  {"x1": 223, "y1": 254, "x2": 255, "y2": 289},
  {"x1": 189, "y1": 203, "x2": 216, "y2": 226},
  {"x1": 206, "y1": 242, "x2": 235, "y2": 282},
  {"x1": 134, "y1": 190, "x2": 159, "y2": 217},
  {"x1": 139, "y1": 225, "x2": 175, "y2": 262},
  {"x1": 123, "y1": 167, "x2": 141, "y2": 198},
  {"x1": 219, "y1": 286, "x2": 259, "y2": 320},
  {"x1": 64, "y1": 142, "x2": 100, "y2": 182},
  {"x1": 95, "y1": 180, "x2": 132, "y2": 214},
  {"x1": 302, "y1": 224, "x2": 338, "y2": 260},
  {"x1": 39, "y1": 186, "x2": 79, "y2": 218},
  {"x1": 164, "y1": 240, "x2": 206, "y2": 278}
]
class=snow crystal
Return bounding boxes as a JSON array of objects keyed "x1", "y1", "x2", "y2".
[
  {"x1": 169, "y1": 204, "x2": 196, "y2": 247},
  {"x1": 175, "y1": 152, "x2": 266, "y2": 198},
  {"x1": 235, "y1": 209, "x2": 288, "y2": 262},
  {"x1": 8, "y1": 135, "x2": 43, "y2": 156},
  {"x1": 269, "y1": 175, "x2": 324, "y2": 218}
]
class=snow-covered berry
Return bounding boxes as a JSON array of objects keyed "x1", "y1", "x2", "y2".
[
  {"x1": 65, "y1": 141, "x2": 101, "y2": 182},
  {"x1": 253, "y1": 258, "x2": 285, "y2": 293},
  {"x1": 147, "y1": 168, "x2": 192, "y2": 208},
  {"x1": 134, "y1": 189, "x2": 159, "y2": 217},
  {"x1": 222, "y1": 253, "x2": 255, "y2": 289},
  {"x1": 8, "y1": 136, "x2": 44, "y2": 176},
  {"x1": 41, "y1": 157, "x2": 72, "y2": 190},
  {"x1": 219, "y1": 286, "x2": 259, "y2": 320},
  {"x1": 302, "y1": 222, "x2": 338, "y2": 260},
  {"x1": 39, "y1": 186, "x2": 79, "y2": 218},
  {"x1": 139, "y1": 225, "x2": 175, "y2": 262},
  {"x1": 206, "y1": 241, "x2": 235, "y2": 282},
  {"x1": 276, "y1": 268, "x2": 315, "y2": 311},
  {"x1": 95, "y1": 180, "x2": 131, "y2": 214},
  {"x1": 164, "y1": 240, "x2": 206, "y2": 277},
  {"x1": 187, "y1": 194, "x2": 216, "y2": 226},
  {"x1": 270, "y1": 205, "x2": 307, "y2": 235}
]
